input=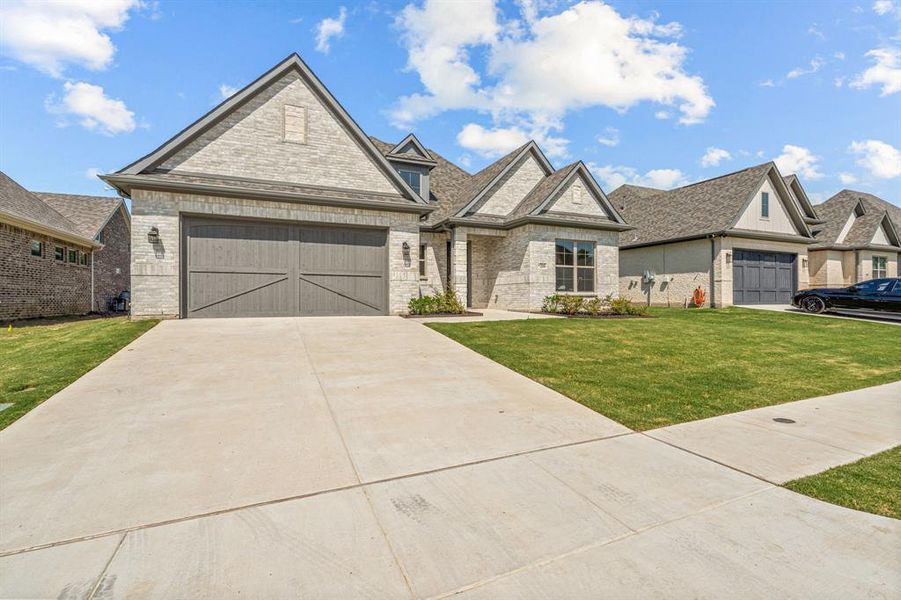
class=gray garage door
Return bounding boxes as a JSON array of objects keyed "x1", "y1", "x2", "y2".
[
  {"x1": 732, "y1": 249, "x2": 796, "y2": 305},
  {"x1": 183, "y1": 217, "x2": 387, "y2": 318}
]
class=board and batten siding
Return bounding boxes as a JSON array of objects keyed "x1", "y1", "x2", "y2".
[{"x1": 734, "y1": 177, "x2": 800, "y2": 235}]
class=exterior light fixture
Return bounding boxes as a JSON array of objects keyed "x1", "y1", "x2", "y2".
[
  {"x1": 725, "y1": 251, "x2": 732, "y2": 264},
  {"x1": 147, "y1": 226, "x2": 160, "y2": 244}
]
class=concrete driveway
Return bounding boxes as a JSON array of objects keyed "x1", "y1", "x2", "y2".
[{"x1": 1, "y1": 317, "x2": 897, "y2": 599}]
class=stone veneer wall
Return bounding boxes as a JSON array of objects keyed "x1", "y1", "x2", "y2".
[
  {"x1": 0, "y1": 222, "x2": 92, "y2": 320},
  {"x1": 92, "y1": 207, "x2": 130, "y2": 312},
  {"x1": 130, "y1": 189, "x2": 420, "y2": 318}
]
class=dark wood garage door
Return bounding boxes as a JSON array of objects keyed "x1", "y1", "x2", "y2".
[
  {"x1": 183, "y1": 217, "x2": 387, "y2": 318},
  {"x1": 732, "y1": 249, "x2": 796, "y2": 305}
]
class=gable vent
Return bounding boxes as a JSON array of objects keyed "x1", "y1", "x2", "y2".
[{"x1": 284, "y1": 105, "x2": 307, "y2": 144}]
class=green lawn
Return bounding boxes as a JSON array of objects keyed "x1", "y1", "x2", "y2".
[
  {"x1": 0, "y1": 317, "x2": 158, "y2": 430},
  {"x1": 784, "y1": 446, "x2": 900, "y2": 519},
  {"x1": 428, "y1": 308, "x2": 901, "y2": 431}
]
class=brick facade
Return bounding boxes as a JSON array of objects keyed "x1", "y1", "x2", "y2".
[
  {"x1": 92, "y1": 207, "x2": 131, "y2": 312},
  {"x1": 0, "y1": 222, "x2": 92, "y2": 320},
  {"x1": 130, "y1": 189, "x2": 421, "y2": 318}
]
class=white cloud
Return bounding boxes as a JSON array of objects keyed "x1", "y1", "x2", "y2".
[
  {"x1": 456, "y1": 122, "x2": 568, "y2": 158},
  {"x1": 787, "y1": 56, "x2": 824, "y2": 79},
  {"x1": 654, "y1": 110, "x2": 671, "y2": 119},
  {"x1": 393, "y1": 0, "x2": 714, "y2": 153},
  {"x1": 834, "y1": 51, "x2": 846, "y2": 60},
  {"x1": 589, "y1": 163, "x2": 687, "y2": 190},
  {"x1": 700, "y1": 147, "x2": 731, "y2": 167},
  {"x1": 834, "y1": 76, "x2": 845, "y2": 87},
  {"x1": 773, "y1": 144, "x2": 823, "y2": 179},
  {"x1": 759, "y1": 79, "x2": 777, "y2": 87},
  {"x1": 807, "y1": 24, "x2": 825, "y2": 40},
  {"x1": 46, "y1": 81, "x2": 135, "y2": 135},
  {"x1": 456, "y1": 123, "x2": 529, "y2": 157},
  {"x1": 838, "y1": 172, "x2": 858, "y2": 184},
  {"x1": 596, "y1": 127, "x2": 619, "y2": 147},
  {"x1": 849, "y1": 139, "x2": 901, "y2": 178},
  {"x1": 873, "y1": 0, "x2": 897, "y2": 15},
  {"x1": 218, "y1": 83, "x2": 238, "y2": 99},
  {"x1": 850, "y1": 47, "x2": 901, "y2": 95},
  {"x1": 0, "y1": 0, "x2": 140, "y2": 77},
  {"x1": 315, "y1": 6, "x2": 347, "y2": 53},
  {"x1": 85, "y1": 167, "x2": 103, "y2": 180}
]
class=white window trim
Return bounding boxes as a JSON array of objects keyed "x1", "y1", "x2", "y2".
[
  {"x1": 872, "y1": 256, "x2": 887, "y2": 279},
  {"x1": 554, "y1": 239, "x2": 597, "y2": 294},
  {"x1": 760, "y1": 192, "x2": 770, "y2": 220}
]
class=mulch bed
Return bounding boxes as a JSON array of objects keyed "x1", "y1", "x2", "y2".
[
  {"x1": 402, "y1": 311, "x2": 483, "y2": 319},
  {"x1": 535, "y1": 312, "x2": 654, "y2": 319}
]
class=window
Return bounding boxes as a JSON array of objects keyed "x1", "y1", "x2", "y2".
[
  {"x1": 555, "y1": 240, "x2": 595, "y2": 293},
  {"x1": 30, "y1": 240, "x2": 42, "y2": 257},
  {"x1": 68, "y1": 248, "x2": 77, "y2": 264},
  {"x1": 855, "y1": 279, "x2": 892, "y2": 294},
  {"x1": 419, "y1": 243, "x2": 427, "y2": 278},
  {"x1": 761, "y1": 192, "x2": 769, "y2": 218},
  {"x1": 398, "y1": 169, "x2": 421, "y2": 195},
  {"x1": 54, "y1": 246, "x2": 64, "y2": 261},
  {"x1": 96, "y1": 230, "x2": 104, "y2": 244},
  {"x1": 873, "y1": 256, "x2": 887, "y2": 279},
  {"x1": 80, "y1": 252, "x2": 89, "y2": 266}
]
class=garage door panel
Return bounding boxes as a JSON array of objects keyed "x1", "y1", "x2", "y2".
[
  {"x1": 299, "y1": 275, "x2": 385, "y2": 316},
  {"x1": 184, "y1": 218, "x2": 387, "y2": 318},
  {"x1": 732, "y1": 249, "x2": 796, "y2": 306},
  {"x1": 188, "y1": 273, "x2": 294, "y2": 318}
]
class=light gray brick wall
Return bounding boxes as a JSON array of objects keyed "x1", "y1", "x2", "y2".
[
  {"x1": 130, "y1": 189, "x2": 420, "y2": 318},
  {"x1": 546, "y1": 174, "x2": 606, "y2": 216},
  {"x1": 419, "y1": 231, "x2": 449, "y2": 296},
  {"x1": 450, "y1": 224, "x2": 618, "y2": 311},
  {"x1": 161, "y1": 71, "x2": 399, "y2": 196},
  {"x1": 475, "y1": 154, "x2": 546, "y2": 216}
]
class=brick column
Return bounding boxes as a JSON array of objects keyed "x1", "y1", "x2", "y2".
[{"x1": 450, "y1": 228, "x2": 468, "y2": 305}]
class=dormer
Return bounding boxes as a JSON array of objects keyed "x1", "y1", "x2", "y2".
[{"x1": 383, "y1": 134, "x2": 437, "y2": 201}]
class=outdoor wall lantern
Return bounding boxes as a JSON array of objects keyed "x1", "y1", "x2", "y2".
[
  {"x1": 725, "y1": 251, "x2": 732, "y2": 264},
  {"x1": 147, "y1": 226, "x2": 160, "y2": 244},
  {"x1": 402, "y1": 241, "x2": 411, "y2": 267}
]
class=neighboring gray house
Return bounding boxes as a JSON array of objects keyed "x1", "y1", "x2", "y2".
[
  {"x1": 807, "y1": 190, "x2": 900, "y2": 286},
  {"x1": 103, "y1": 53, "x2": 630, "y2": 319},
  {"x1": 611, "y1": 162, "x2": 820, "y2": 307},
  {"x1": 0, "y1": 172, "x2": 131, "y2": 320}
]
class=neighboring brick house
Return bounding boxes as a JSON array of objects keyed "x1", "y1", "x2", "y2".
[
  {"x1": 102, "y1": 53, "x2": 630, "y2": 319},
  {"x1": 807, "y1": 190, "x2": 900, "y2": 287},
  {"x1": 0, "y1": 171, "x2": 131, "y2": 320},
  {"x1": 611, "y1": 163, "x2": 821, "y2": 307}
]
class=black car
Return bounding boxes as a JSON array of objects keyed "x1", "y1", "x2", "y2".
[{"x1": 793, "y1": 278, "x2": 901, "y2": 315}]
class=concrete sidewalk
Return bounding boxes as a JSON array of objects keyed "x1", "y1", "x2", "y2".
[{"x1": 647, "y1": 381, "x2": 901, "y2": 483}]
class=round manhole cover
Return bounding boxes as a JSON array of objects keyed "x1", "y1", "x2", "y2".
[{"x1": 773, "y1": 417, "x2": 796, "y2": 424}]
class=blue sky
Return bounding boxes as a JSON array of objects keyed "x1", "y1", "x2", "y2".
[{"x1": 1, "y1": 0, "x2": 899, "y2": 206}]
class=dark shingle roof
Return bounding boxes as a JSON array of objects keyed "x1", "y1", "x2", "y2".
[
  {"x1": 611, "y1": 162, "x2": 797, "y2": 247},
  {"x1": 811, "y1": 190, "x2": 900, "y2": 249},
  {"x1": 35, "y1": 192, "x2": 122, "y2": 239},
  {"x1": 372, "y1": 137, "x2": 627, "y2": 230},
  {"x1": 0, "y1": 171, "x2": 81, "y2": 236}
]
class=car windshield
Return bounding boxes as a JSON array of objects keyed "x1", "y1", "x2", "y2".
[{"x1": 852, "y1": 279, "x2": 895, "y2": 294}]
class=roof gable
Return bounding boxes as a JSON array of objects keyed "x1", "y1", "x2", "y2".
[
  {"x1": 115, "y1": 54, "x2": 425, "y2": 205},
  {"x1": 388, "y1": 134, "x2": 435, "y2": 163},
  {"x1": 782, "y1": 174, "x2": 819, "y2": 221},
  {"x1": 811, "y1": 190, "x2": 900, "y2": 249},
  {"x1": 533, "y1": 162, "x2": 624, "y2": 222},
  {"x1": 457, "y1": 142, "x2": 553, "y2": 217},
  {"x1": 36, "y1": 192, "x2": 125, "y2": 239},
  {"x1": 732, "y1": 173, "x2": 804, "y2": 236}
]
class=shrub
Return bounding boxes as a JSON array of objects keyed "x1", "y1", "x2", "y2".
[
  {"x1": 609, "y1": 296, "x2": 647, "y2": 316},
  {"x1": 560, "y1": 295, "x2": 584, "y2": 315},
  {"x1": 408, "y1": 286, "x2": 465, "y2": 315},
  {"x1": 542, "y1": 294, "x2": 563, "y2": 313},
  {"x1": 584, "y1": 296, "x2": 604, "y2": 316}
]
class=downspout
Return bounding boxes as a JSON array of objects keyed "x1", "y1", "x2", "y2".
[
  {"x1": 709, "y1": 235, "x2": 716, "y2": 308},
  {"x1": 90, "y1": 250, "x2": 95, "y2": 313}
]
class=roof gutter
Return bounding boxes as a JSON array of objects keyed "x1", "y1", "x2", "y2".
[
  {"x1": 101, "y1": 174, "x2": 434, "y2": 216},
  {"x1": 428, "y1": 216, "x2": 634, "y2": 232},
  {"x1": 0, "y1": 210, "x2": 102, "y2": 249}
]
